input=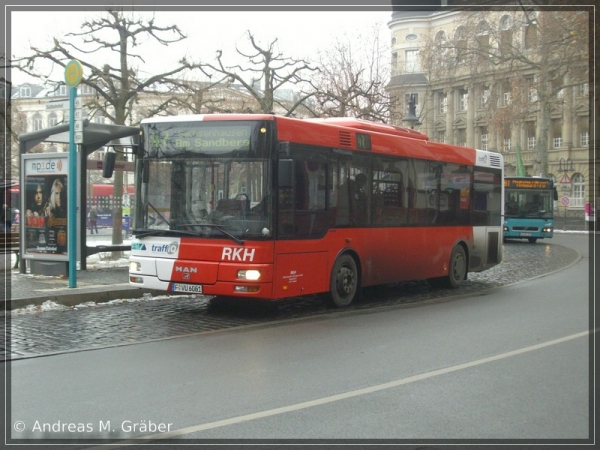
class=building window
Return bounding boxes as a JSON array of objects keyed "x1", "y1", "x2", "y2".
[
  {"x1": 405, "y1": 93, "x2": 418, "y2": 105},
  {"x1": 459, "y1": 89, "x2": 468, "y2": 111},
  {"x1": 48, "y1": 113, "x2": 58, "y2": 127},
  {"x1": 553, "y1": 137, "x2": 562, "y2": 148},
  {"x1": 580, "y1": 132, "x2": 589, "y2": 147},
  {"x1": 439, "y1": 93, "x2": 447, "y2": 114},
  {"x1": 480, "y1": 128, "x2": 488, "y2": 150},
  {"x1": 33, "y1": 114, "x2": 43, "y2": 131},
  {"x1": 436, "y1": 131, "x2": 446, "y2": 143},
  {"x1": 579, "y1": 83, "x2": 589, "y2": 97},
  {"x1": 526, "y1": 122, "x2": 536, "y2": 150},
  {"x1": 552, "y1": 120, "x2": 562, "y2": 148},
  {"x1": 405, "y1": 50, "x2": 420, "y2": 72},
  {"x1": 455, "y1": 27, "x2": 467, "y2": 63},
  {"x1": 572, "y1": 173, "x2": 584, "y2": 208},
  {"x1": 480, "y1": 86, "x2": 490, "y2": 108},
  {"x1": 20, "y1": 86, "x2": 31, "y2": 97},
  {"x1": 524, "y1": 22, "x2": 538, "y2": 49},
  {"x1": 500, "y1": 15, "x2": 513, "y2": 56},
  {"x1": 502, "y1": 138, "x2": 511, "y2": 152},
  {"x1": 526, "y1": 77, "x2": 537, "y2": 102},
  {"x1": 392, "y1": 52, "x2": 398, "y2": 68},
  {"x1": 456, "y1": 129, "x2": 466, "y2": 147},
  {"x1": 476, "y1": 20, "x2": 490, "y2": 58},
  {"x1": 94, "y1": 115, "x2": 106, "y2": 124},
  {"x1": 503, "y1": 92, "x2": 511, "y2": 106}
]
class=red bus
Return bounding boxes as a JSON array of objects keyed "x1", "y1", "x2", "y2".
[{"x1": 129, "y1": 114, "x2": 503, "y2": 307}]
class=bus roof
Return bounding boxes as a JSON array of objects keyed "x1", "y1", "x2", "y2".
[
  {"x1": 304, "y1": 117, "x2": 429, "y2": 140},
  {"x1": 139, "y1": 114, "x2": 486, "y2": 166},
  {"x1": 140, "y1": 114, "x2": 277, "y2": 124}
]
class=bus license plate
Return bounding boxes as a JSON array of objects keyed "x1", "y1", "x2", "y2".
[
  {"x1": 172, "y1": 283, "x2": 203, "y2": 294},
  {"x1": 520, "y1": 232, "x2": 532, "y2": 236}
]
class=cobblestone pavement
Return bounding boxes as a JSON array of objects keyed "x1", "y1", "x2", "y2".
[{"x1": 2, "y1": 241, "x2": 580, "y2": 360}]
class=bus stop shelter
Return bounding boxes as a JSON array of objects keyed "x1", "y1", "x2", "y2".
[{"x1": 19, "y1": 120, "x2": 138, "y2": 274}]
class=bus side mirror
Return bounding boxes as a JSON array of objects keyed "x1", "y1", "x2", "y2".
[
  {"x1": 278, "y1": 159, "x2": 293, "y2": 188},
  {"x1": 103, "y1": 152, "x2": 116, "y2": 178}
]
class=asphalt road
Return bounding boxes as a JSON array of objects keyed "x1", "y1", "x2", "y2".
[{"x1": 6, "y1": 234, "x2": 595, "y2": 445}]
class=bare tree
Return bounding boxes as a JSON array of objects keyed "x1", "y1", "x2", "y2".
[
  {"x1": 310, "y1": 26, "x2": 392, "y2": 122},
  {"x1": 13, "y1": 8, "x2": 207, "y2": 249},
  {"x1": 201, "y1": 31, "x2": 317, "y2": 116}
]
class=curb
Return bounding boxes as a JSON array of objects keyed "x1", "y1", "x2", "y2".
[{"x1": 3, "y1": 288, "x2": 167, "y2": 311}]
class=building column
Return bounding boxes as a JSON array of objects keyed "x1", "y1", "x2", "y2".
[
  {"x1": 466, "y1": 84, "x2": 475, "y2": 147},
  {"x1": 445, "y1": 88, "x2": 454, "y2": 144},
  {"x1": 563, "y1": 73, "x2": 573, "y2": 149},
  {"x1": 425, "y1": 90, "x2": 434, "y2": 138}
]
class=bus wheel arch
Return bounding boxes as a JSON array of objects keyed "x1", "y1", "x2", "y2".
[{"x1": 328, "y1": 250, "x2": 361, "y2": 308}]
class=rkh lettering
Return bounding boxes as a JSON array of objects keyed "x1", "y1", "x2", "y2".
[{"x1": 221, "y1": 247, "x2": 256, "y2": 262}]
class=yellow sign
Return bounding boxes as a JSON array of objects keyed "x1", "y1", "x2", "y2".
[{"x1": 64, "y1": 60, "x2": 83, "y2": 88}]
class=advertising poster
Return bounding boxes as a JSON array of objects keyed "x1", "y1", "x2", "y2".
[{"x1": 23, "y1": 156, "x2": 69, "y2": 257}]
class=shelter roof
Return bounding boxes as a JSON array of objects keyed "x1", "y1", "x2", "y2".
[{"x1": 19, "y1": 120, "x2": 139, "y2": 155}]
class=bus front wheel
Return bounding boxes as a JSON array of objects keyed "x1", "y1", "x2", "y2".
[
  {"x1": 329, "y1": 254, "x2": 359, "y2": 307},
  {"x1": 528, "y1": 237, "x2": 537, "y2": 244}
]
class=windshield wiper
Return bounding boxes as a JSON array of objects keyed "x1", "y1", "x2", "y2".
[
  {"x1": 197, "y1": 224, "x2": 244, "y2": 245},
  {"x1": 132, "y1": 228, "x2": 205, "y2": 238},
  {"x1": 133, "y1": 226, "x2": 244, "y2": 245}
]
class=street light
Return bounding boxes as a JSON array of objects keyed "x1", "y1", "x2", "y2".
[{"x1": 402, "y1": 93, "x2": 422, "y2": 129}]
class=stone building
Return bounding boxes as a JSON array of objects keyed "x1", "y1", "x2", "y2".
[{"x1": 386, "y1": 8, "x2": 594, "y2": 222}]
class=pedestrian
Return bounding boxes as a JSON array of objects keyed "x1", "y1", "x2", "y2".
[{"x1": 88, "y1": 206, "x2": 98, "y2": 234}]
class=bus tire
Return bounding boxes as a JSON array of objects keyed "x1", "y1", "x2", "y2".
[
  {"x1": 447, "y1": 244, "x2": 467, "y2": 288},
  {"x1": 329, "y1": 254, "x2": 359, "y2": 307},
  {"x1": 528, "y1": 237, "x2": 537, "y2": 244},
  {"x1": 430, "y1": 244, "x2": 467, "y2": 289}
]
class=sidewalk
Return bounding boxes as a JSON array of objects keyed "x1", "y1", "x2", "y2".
[{"x1": 2, "y1": 237, "x2": 163, "y2": 310}]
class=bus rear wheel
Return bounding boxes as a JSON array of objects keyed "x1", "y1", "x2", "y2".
[
  {"x1": 329, "y1": 254, "x2": 359, "y2": 307},
  {"x1": 430, "y1": 244, "x2": 467, "y2": 289}
]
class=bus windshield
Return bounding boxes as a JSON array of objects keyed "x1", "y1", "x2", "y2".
[
  {"x1": 505, "y1": 188, "x2": 554, "y2": 219},
  {"x1": 135, "y1": 120, "x2": 274, "y2": 241}
]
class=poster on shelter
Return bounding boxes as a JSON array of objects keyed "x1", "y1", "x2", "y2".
[{"x1": 23, "y1": 156, "x2": 69, "y2": 256}]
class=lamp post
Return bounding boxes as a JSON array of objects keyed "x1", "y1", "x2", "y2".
[
  {"x1": 557, "y1": 158, "x2": 574, "y2": 230},
  {"x1": 558, "y1": 157, "x2": 574, "y2": 173},
  {"x1": 402, "y1": 93, "x2": 422, "y2": 129}
]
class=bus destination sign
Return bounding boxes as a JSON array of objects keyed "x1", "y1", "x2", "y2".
[
  {"x1": 147, "y1": 124, "x2": 252, "y2": 154},
  {"x1": 504, "y1": 178, "x2": 552, "y2": 189}
]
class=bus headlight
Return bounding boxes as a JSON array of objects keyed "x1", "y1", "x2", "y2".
[
  {"x1": 130, "y1": 261, "x2": 142, "y2": 272},
  {"x1": 238, "y1": 269, "x2": 261, "y2": 280},
  {"x1": 543, "y1": 227, "x2": 553, "y2": 233}
]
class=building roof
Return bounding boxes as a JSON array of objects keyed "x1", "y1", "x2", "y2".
[{"x1": 387, "y1": 73, "x2": 430, "y2": 88}]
